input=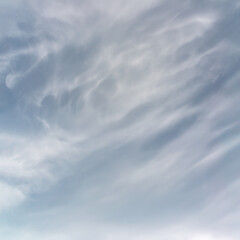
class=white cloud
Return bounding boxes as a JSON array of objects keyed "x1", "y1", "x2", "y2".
[
  {"x1": 0, "y1": 182, "x2": 25, "y2": 211},
  {"x1": 0, "y1": 0, "x2": 240, "y2": 239}
]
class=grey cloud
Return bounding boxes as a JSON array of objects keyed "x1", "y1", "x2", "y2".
[
  {"x1": 142, "y1": 113, "x2": 199, "y2": 151},
  {"x1": 0, "y1": 36, "x2": 38, "y2": 55}
]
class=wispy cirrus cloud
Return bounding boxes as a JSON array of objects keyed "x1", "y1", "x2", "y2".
[{"x1": 0, "y1": 0, "x2": 240, "y2": 239}]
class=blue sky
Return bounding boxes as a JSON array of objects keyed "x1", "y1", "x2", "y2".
[{"x1": 0, "y1": 0, "x2": 240, "y2": 239}]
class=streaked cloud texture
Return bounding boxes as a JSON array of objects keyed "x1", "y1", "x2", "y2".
[{"x1": 0, "y1": 0, "x2": 240, "y2": 239}]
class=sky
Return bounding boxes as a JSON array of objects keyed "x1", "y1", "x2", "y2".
[{"x1": 0, "y1": 0, "x2": 240, "y2": 239}]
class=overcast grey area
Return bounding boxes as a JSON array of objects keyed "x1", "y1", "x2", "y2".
[{"x1": 0, "y1": 0, "x2": 240, "y2": 239}]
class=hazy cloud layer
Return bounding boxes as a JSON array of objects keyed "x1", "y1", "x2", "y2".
[{"x1": 0, "y1": 0, "x2": 240, "y2": 239}]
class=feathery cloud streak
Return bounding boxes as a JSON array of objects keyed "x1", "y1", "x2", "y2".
[{"x1": 0, "y1": 0, "x2": 240, "y2": 239}]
